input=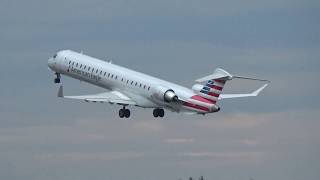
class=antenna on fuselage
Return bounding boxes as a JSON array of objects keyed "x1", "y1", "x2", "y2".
[{"x1": 105, "y1": 56, "x2": 113, "y2": 64}]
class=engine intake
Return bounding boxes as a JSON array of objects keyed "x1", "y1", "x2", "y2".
[
  {"x1": 152, "y1": 85, "x2": 178, "y2": 103},
  {"x1": 164, "y1": 90, "x2": 178, "y2": 102}
]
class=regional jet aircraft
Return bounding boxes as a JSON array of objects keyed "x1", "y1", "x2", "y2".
[{"x1": 48, "y1": 50, "x2": 269, "y2": 118}]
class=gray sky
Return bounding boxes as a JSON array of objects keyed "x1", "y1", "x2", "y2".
[{"x1": 1, "y1": 0, "x2": 320, "y2": 180}]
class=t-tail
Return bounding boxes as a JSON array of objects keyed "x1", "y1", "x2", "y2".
[{"x1": 192, "y1": 68, "x2": 270, "y2": 104}]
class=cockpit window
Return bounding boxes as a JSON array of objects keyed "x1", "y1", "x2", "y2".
[{"x1": 53, "y1": 54, "x2": 57, "y2": 58}]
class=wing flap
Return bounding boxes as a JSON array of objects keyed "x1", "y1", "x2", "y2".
[{"x1": 57, "y1": 85, "x2": 136, "y2": 105}]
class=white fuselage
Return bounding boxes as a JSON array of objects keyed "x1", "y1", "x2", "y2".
[{"x1": 48, "y1": 50, "x2": 218, "y2": 114}]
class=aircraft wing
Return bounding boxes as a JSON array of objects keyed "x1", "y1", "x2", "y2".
[
  {"x1": 219, "y1": 84, "x2": 268, "y2": 99},
  {"x1": 57, "y1": 85, "x2": 136, "y2": 105}
]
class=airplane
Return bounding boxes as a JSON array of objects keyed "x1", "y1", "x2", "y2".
[{"x1": 48, "y1": 50, "x2": 269, "y2": 118}]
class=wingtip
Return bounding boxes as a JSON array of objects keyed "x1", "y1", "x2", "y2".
[
  {"x1": 252, "y1": 83, "x2": 269, "y2": 96},
  {"x1": 58, "y1": 85, "x2": 64, "y2": 97}
]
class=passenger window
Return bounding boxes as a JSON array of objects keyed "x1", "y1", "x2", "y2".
[
  {"x1": 104, "y1": 72, "x2": 106, "y2": 76},
  {"x1": 84, "y1": 66, "x2": 86, "y2": 69},
  {"x1": 88, "y1": 67, "x2": 90, "y2": 71},
  {"x1": 108, "y1": 73, "x2": 110, "y2": 77},
  {"x1": 121, "y1": 78, "x2": 123, "y2": 81},
  {"x1": 148, "y1": 87, "x2": 150, "y2": 90},
  {"x1": 80, "y1": 64, "x2": 82, "y2": 68},
  {"x1": 76, "y1": 63, "x2": 78, "y2": 67},
  {"x1": 131, "y1": 81, "x2": 133, "y2": 85},
  {"x1": 135, "y1": 82, "x2": 137, "y2": 86},
  {"x1": 92, "y1": 68, "x2": 94, "y2": 72},
  {"x1": 144, "y1": 85, "x2": 146, "y2": 89},
  {"x1": 139, "y1": 83, "x2": 142, "y2": 88},
  {"x1": 69, "y1": 61, "x2": 71, "y2": 64},
  {"x1": 111, "y1": 74, "x2": 114, "y2": 78},
  {"x1": 115, "y1": 76, "x2": 117, "y2": 80},
  {"x1": 100, "y1": 71, "x2": 102, "y2": 75},
  {"x1": 127, "y1": 80, "x2": 129, "y2": 84},
  {"x1": 72, "y1": 62, "x2": 74, "y2": 65},
  {"x1": 96, "y1": 69, "x2": 98, "y2": 73}
]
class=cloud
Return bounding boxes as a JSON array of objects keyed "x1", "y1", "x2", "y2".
[
  {"x1": 196, "y1": 113, "x2": 266, "y2": 129},
  {"x1": 132, "y1": 121, "x2": 164, "y2": 133},
  {"x1": 238, "y1": 139, "x2": 258, "y2": 146},
  {"x1": 34, "y1": 152, "x2": 144, "y2": 162},
  {"x1": 165, "y1": 138, "x2": 194, "y2": 144},
  {"x1": 1, "y1": 109, "x2": 320, "y2": 180},
  {"x1": 177, "y1": 151, "x2": 266, "y2": 168},
  {"x1": 180, "y1": 151, "x2": 264, "y2": 161}
]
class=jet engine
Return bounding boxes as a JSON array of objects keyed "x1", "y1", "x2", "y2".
[{"x1": 152, "y1": 85, "x2": 178, "y2": 103}]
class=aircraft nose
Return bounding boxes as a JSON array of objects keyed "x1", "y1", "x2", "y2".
[{"x1": 48, "y1": 57, "x2": 55, "y2": 69}]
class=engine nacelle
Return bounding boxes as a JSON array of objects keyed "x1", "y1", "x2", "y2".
[{"x1": 152, "y1": 85, "x2": 178, "y2": 103}]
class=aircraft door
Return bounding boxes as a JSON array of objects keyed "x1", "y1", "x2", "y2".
[{"x1": 58, "y1": 56, "x2": 69, "y2": 73}]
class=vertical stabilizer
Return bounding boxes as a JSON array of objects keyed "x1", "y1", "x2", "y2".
[
  {"x1": 193, "y1": 68, "x2": 270, "y2": 103},
  {"x1": 198, "y1": 79, "x2": 226, "y2": 104},
  {"x1": 194, "y1": 68, "x2": 232, "y2": 104}
]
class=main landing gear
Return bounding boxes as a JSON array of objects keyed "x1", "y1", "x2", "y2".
[
  {"x1": 119, "y1": 107, "x2": 131, "y2": 118},
  {"x1": 54, "y1": 72, "x2": 61, "y2": 84},
  {"x1": 153, "y1": 108, "x2": 165, "y2": 118}
]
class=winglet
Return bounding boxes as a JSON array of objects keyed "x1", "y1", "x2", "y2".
[
  {"x1": 252, "y1": 83, "x2": 269, "y2": 96},
  {"x1": 58, "y1": 85, "x2": 64, "y2": 97}
]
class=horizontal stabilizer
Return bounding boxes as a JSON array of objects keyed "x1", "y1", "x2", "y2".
[
  {"x1": 196, "y1": 68, "x2": 270, "y2": 83},
  {"x1": 196, "y1": 68, "x2": 232, "y2": 82},
  {"x1": 219, "y1": 84, "x2": 268, "y2": 99},
  {"x1": 233, "y1": 76, "x2": 270, "y2": 82}
]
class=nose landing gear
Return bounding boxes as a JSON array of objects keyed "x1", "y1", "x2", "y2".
[
  {"x1": 54, "y1": 72, "x2": 61, "y2": 84},
  {"x1": 119, "y1": 107, "x2": 131, "y2": 118}
]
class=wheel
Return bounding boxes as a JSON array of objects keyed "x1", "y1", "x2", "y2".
[
  {"x1": 124, "y1": 109, "x2": 130, "y2": 118},
  {"x1": 158, "y1": 109, "x2": 165, "y2": 117},
  {"x1": 119, "y1": 109, "x2": 125, "y2": 118},
  {"x1": 54, "y1": 78, "x2": 60, "y2": 84},
  {"x1": 153, "y1": 109, "x2": 159, "y2": 117},
  {"x1": 54, "y1": 73, "x2": 61, "y2": 84}
]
